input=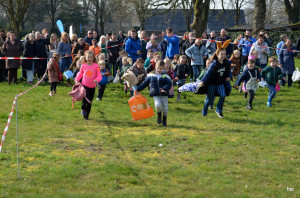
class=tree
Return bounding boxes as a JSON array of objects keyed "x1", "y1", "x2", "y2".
[
  {"x1": 57, "y1": 1, "x2": 88, "y2": 35},
  {"x1": 178, "y1": 0, "x2": 194, "y2": 31},
  {"x1": 22, "y1": 0, "x2": 47, "y2": 31},
  {"x1": 0, "y1": 5, "x2": 9, "y2": 29},
  {"x1": 89, "y1": 0, "x2": 118, "y2": 34},
  {"x1": 130, "y1": 0, "x2": 156, "y2": 30},
  {"x1": 252, "y1": 0, "x2": 266, "y2": 35},
  {"x1": 44, "y1": 0, "x2": 63, "y2": 33},
  {"x1": 130, "y1": 0, "x2": 176, "y2": 30},
  {"x1": 284, "y1": 0, "x2": 300, "y2": 24},
  {"x1": 0, "y1": 0, "x2": 30, "y2": 36},
  {"x1": 228, "y1": 0, "x2": 248, "y2": 26},
  {"x1": 191, "y1": 0, "x2": 210, "y2": 38},
  {"x1": 265, "y1": 0, "x2": 288, "y2": 24}
]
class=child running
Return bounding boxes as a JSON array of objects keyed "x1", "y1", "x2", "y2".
[
  {"x1": 75, "y1": 50, "x2": 102, "y2": 120},
  {"x1": 137, "y1": 60, "x2": 172, "y2": 126},
  {"x1": 97, "y1": 60, "x2": 111, "y2": 101},
  {"x1": 47, "y1": 53, "x2": 61, "y2": 96},
  {"x1": 236, "y1": 59, "x2": 261, "y2": 110},
  {"x1": 261, "y1": 57, "x2": 284, "y2": 107}
]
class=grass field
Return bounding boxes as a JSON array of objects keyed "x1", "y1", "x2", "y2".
[{"x1": 0, "y1": 61, "x2": 299, "y2": 197}]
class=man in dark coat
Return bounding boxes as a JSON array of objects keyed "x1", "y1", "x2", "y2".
[{"x1": 107, "y1": 33, "x2": 120, "y2": 77}]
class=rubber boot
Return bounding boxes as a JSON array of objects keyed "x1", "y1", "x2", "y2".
[
  {"x1": 177, "y1": 92, "x2": 181, "y2": 101},
  {"x1": 157, "y1": 112, "x2": 162, "y2": 124},
  {"x1": 162, "y1": 115, "x2": 167, "y2": 127}
]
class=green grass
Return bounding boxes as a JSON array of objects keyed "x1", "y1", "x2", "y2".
[{"x1": 0, "y1": 60, "x2": 299, "y2": 197}]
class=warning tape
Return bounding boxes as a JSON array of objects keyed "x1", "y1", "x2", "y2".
[
  {"x1": 0, "y1": 71, "x2": 47, "y2": 152},
  {"x1": 0, "y1": 97, "x2": 17, "y2": 152}
]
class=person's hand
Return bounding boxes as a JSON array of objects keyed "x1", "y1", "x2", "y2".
[
  {"x1": 117, "y1": 70, "x2": 120, "y2": 73},
  {"x1": 94, "y1": 80, "x2": 98, "y2": 84},
  {"x1": 74, "y1": 80, "x2": 78, "y2": 84},
  {"x1": 262, "y1": 49, "x2": 266, "y2": 53},
  {"x1": 199, "y1": 81, "x2": 204, "y2": 87},
  {"x1": 279, "y1": 64, "x2": 283, "y2": 68},
  {"x1": 293, "y1": 50, "x2": 297, "y2": 53},
  {"x1": 175, "y1": 77, "x2": 178, "y2": 81},
  {"x1": 109, "y1": 52, "x2": 112, "y2": 56},
  {"x1": 191, "y1": 57, "x2": 194, "y2": 61},
  {"x1": 203, "y1": 56, "x2": 206, "y2": 59},
  {"x1": 257, "y1": 79, "x2": 260, "y2": 82},
  {"x1": 137, "y1": 50, "x2": 142, "y2": 55},
  {"x1": 282, "y1": 77, "x2": 286, "y2": 81},
  {"x1": 160, "y1": 88, "x2": 166, "y2": 93},
  {"x1": 225, "y1": 77, "x2": 231, "y2": 81},
  {"x1": 162, "y1": 31, "x2": 166, "y2": 37},
  {"x1": 185, "y1": 74, "x2": 188, "y2": 77}
]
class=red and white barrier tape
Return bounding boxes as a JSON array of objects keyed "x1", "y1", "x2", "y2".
[
  {"x1": 0, "y1": 71, "x2": 47, "y2": 152},
  {"x1": 0, "y1": 57, "x2": 48, "y2": 60},
  {"x1": 0, "y1": 97, "x2": 17, "y2": 152}
]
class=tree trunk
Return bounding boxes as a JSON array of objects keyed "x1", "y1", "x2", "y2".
[
  {"x1": 284, "y1": 0, "x2": 300, "y2": 24},
  {"x1": 100, "y1": 17, "x2": 105, "y2": 35},
  {"x1": 185, "y1": 16, "x2": 191, "y2": 31},
  {"x1": 139, "y1": 16, "x2": 145, "y2": 31},
  {"x1": 95, "y1": 10, "x2": 99, "y2": 33},
  {"x1": 51, "y1": 17, "x2": 55, "y2": 33},
  {"x1": 191, "y1": 0, "x2": 210, "y2": 38},
  {"x1": 253, "y1": 0, "x2": 266, "y2": 35},
  {"x1": 235, "y1": 0, "x2": 239, "y2": 26}
]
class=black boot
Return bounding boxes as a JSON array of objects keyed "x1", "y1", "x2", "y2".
[
  {"x1": 162, "y1": 115, "x2": 167, "y2": 127},
  {"x1": 157, "y1": 112, "x2": 162, "y2": 124}
]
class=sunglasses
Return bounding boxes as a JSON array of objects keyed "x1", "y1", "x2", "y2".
[{"x1": 88, "y1": 33, "x2": 92, "y2": 34}]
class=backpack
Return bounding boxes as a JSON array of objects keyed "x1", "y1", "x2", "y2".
[
  {"x1": 246, "y1": 70, "x2": 258, "y2": 92},
  {"x1": 68, "y1": 83, "x2": 91, "y2": 108}
]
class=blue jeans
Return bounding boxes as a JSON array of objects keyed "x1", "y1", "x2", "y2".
[
  {"x1": 26, "y1": 62, "x2": 34, "y2": 82},
  {"x1": 234, "y1": 74, "x2": 241, "y2": 86},
  {"x1": 202, "y1": 84, "x2": 226, "y2": 115},
  {"x1": 60, "y1": 57, "x2": 72, "y2": 73},
  {"x1": 192, "y1": 65, "x2": 201, "y2": 82},
  {"x1": 267, "y1": 83, "x2": 276, "y2": 102}
]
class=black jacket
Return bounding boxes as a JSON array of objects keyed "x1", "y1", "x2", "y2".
[
  {"x1": 174, "y1": 64, "x2": 190, "y2": 79},
  {"x1": 107, "y1": 40, "x2": 120, "y2": 63},
  {"x1": 22, "y1": 40, "x2": 37, "y2": 70},
  {"x1": 35, "y1": 38, "x2": 50, "y2": 57}
]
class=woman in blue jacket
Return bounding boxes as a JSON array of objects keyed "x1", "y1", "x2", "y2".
[
  {"x1": 125, "y1": 29, "x2": 142, "y2": 63},
  {"x1": 279, "y1": 38, "x2": 298, "y2": 87},
  {"x1": 185, "y1": 39, "x2": 209, "y2": 82},
  {"x1": 137, "y1": 60, "x2": 172, "y2": 126},
  {"x1": 58, "y1": 32, "x2": 72, "y2": 86}
]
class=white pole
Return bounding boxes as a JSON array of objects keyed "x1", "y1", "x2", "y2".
[{"x1": 16, "y1": 95, "x2": 19, "y2": 180}]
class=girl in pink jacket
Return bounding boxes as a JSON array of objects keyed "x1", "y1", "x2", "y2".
[{"x1": 75, "y1": 50, "x2": 102, "y2": 120}]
